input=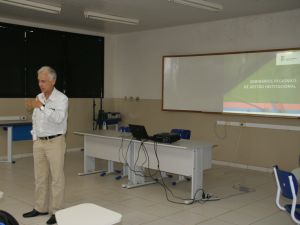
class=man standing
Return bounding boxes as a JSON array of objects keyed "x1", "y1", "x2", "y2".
[{"x1": 23, "y1": 66, "x2": 68, "y2": 225}]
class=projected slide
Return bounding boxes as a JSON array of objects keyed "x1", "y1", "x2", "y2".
[
  {"x1": 223, "y1": 50, "x2": 300, "y2": 117},
  {"x1": 163, "y1": 48, "x2": 300, "y2": 118}
]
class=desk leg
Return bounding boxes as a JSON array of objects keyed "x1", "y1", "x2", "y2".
[
  {"x1": 107, "y1": 160, "x2": 114, "y2": 173},
  {"x1": 191, "y1": 148, "x2": 204, "y2": 200},
  {"x1": 122, "y1": 164, "x2": 128, "y2": 177},
  {"x1": 78, "y1": 155, "x2": 99, "y2": 176},
  {"x1": 100, "y1": 160, "x2": 115, "y2": 176},
  {"x1": 123, "y1": 142, "x2": 156, "y2": 189},
  {"x1": 78, "y1": 136, "x2": 99, "y2": 176},
  {"x1": 7, "y1": 127, "x2": 13, "y2": 163},
  {"x1": 0, "y1": 126, "x2": 13, "y2": 163}
]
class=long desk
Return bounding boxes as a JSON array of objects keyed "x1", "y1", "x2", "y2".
[
  {"x1": 0, "y1": 121, "x2": 32, "y2": 163},
  {"x1": 74, "y1": 130, "x2": 213, "y2": 200}
]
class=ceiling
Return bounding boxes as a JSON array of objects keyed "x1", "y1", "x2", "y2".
[{"x1": 0, "y1": 0, "x2": 300, "y2": 34}]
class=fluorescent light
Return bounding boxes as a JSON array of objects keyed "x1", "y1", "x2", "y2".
[
  {"x1": 0, "y1": 0, "x2": 61, "y2": 14},
  {"x1": 84, "y1": 11, "x2": 139, "y2": 25},
  {"x1": 168, "y1": 0, "x2": 223, "y2": 11}
]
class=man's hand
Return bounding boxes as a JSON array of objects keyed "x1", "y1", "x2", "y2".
[{"x1": 25, "y1": 98, "x2": 43, "y2": 110}]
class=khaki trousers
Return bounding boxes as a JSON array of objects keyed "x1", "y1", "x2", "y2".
[{"x1": 33, "y1": 135, "x2": 66, "y2": 213}]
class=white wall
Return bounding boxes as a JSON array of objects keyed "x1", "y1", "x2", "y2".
[{"x1": 109, "y1": 9, "x2": 300, "y2": 99}]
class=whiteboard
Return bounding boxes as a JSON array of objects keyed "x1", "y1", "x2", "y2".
[
  {"x1": 162, "y1": 49, "x2": 300, "y2": 117},
  {"x1": 163, "y1": 55, "x2": 224, "y2": 112}
]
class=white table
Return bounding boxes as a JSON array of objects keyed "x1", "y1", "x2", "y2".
[
  {"x1": 0, "y1": 121, "x2": 32, "y2": 163},
  {"x1": 75, "y1": 130, "x2": 129, "y2": 177},
  {"x1": 74, "y1": 130, "x2": 213, "y2": 200}
]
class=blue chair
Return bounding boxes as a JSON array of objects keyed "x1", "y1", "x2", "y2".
[
  {"x1": 169, "y1": 129, "x2": 191, "y2": 185},
  {"x1": 273, "y1": 165, "x2": 300, "y2": 224}
]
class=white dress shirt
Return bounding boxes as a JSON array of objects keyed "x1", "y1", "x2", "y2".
[{"x1": 31, "y1": 88, "x2": 68, "y2": 141}]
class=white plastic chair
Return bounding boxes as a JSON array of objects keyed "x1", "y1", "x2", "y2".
[{"x1": 56, "y1": 203, "x2": 122, "y2": 225}]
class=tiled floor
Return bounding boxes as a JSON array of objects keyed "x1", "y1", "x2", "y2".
[{"x1": 0, "y1": 151, "x2": 296, "y2": 225}]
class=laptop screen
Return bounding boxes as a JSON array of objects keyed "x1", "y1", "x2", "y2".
[{"x1": 128, "y1": 124, "x2": 150, "y2": 140}]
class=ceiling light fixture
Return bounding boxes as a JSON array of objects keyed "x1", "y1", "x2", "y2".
[
  {"x1": 168, "y1": 0, "x2": 223, "y2": 11},
  {"x1": 84, "y1": 11, "x2": 139, "y2": 25},
  {"x1": 0, "y1": 0, "x2": 61, "y2": 14}
]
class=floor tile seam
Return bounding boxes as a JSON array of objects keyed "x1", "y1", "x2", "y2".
[
  {"x1": 117, "y1": 200, "x2": 158, "y2": 210},
  {"x1": 235, "y1": 209, "x2": 280, "y2": 222},
  {"x1": 216, "y1": 216, "x2": 256, "y2": 225},
  {"x1": 247, "y1": 211, "x2": 282, "y2": 225},
  {"x1": 162, "y1": 215, "x2": 195, "y2": 225},
  {"x1": 158, "y1": 202, "x2": 191, "y2": 211},
  {"x1": 195, "y1": 217, "x2": 229, "y2": 225},
  {"x1": 209, "y1": 199, "x2": 251, "y2": 211},
  {"x1": 128, "y1": 194, "x2": 163, "y2": 204},
  {"x1": 164, "y1": 209, "x2": 212, "y2": 223},
  {"x1": 237, "y1": 196, "x2": 279, "y2": 213},
  {"x1": 150, "y1": 207, "x2": 188, "y2": 219},
  {"x1": 133, "y1": 203, "x2": 180, "y2": 215},
  {"x1": 189, "y1": 205, "x2": 234, "y2": 219},
  {"x1": 120, "y1": 210, "x2": 161, "y2": 224},
  {"x1": 138, "y1": 216, "x2": 180, "y2": 225},
  {"x1": 225, "y1": 190, "x2": 266, "y2": 202},
  {"x1": 1, "y1": 194, "x2": 33, "y2": 207},
  {"x1": 216, "y1": 208, "x2": 277, "y2": 225}
]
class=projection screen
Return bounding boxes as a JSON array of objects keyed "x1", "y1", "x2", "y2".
[{"x1": 162, "y1": 48, "x2": 300, "y2": 118}]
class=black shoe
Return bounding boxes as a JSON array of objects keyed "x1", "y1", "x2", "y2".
[
  {"x1": 46, "y1": 214, "x2": 56, "y2": 225},
  {"x1": 23, "y1": 209, "x2": 48, "y2": 218}
]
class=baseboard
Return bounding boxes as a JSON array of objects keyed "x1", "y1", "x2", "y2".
[
  {"x1": 0, "y1": 147, "x2": 82, "y2": 161},
  {"x1": 66, "y1": 147, "x2": 83, "y2": 153},
  {"x1": 212, "y1": 160, "x2": 272, "y2": 173}
]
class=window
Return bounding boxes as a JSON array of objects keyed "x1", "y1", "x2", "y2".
[
  {"x1": 65, "y1": 33, "x2": 104, "y2": 97},
  {"x1": 25, "y1": 28, "x2": 65, "y2": 97},
  {"x1": 0, "y1": 24, "x2": 25, "y2": 97},
  {"x1": 0, "y1": 22, "x2": 104, "y2": 98}
]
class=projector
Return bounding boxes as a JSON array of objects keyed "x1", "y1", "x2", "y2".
[{"x1": 152, "y1": 132, "x2": 180, "y2": 143}]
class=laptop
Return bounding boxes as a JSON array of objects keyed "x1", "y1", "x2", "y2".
[{"x1": 128, "y1": 124, "x2": 153, "y2": 141}]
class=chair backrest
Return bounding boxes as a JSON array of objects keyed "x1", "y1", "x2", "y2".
[
  {"x1": 273, "y1": 165, "x2": 300, "y2": 225},
  {"x1": 170, "y1": 129, "x2": 191, "y2": 140},
  {"x1": 0, "y1": 210, "x2": 19, "y2": 225},
  {"x1": 274, "y1": 166, "x2": 298, "y2": 199}
]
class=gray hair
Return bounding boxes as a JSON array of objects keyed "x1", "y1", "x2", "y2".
[{"x1": 37, "y1": 66, "x2": 57, "y2": 81}]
